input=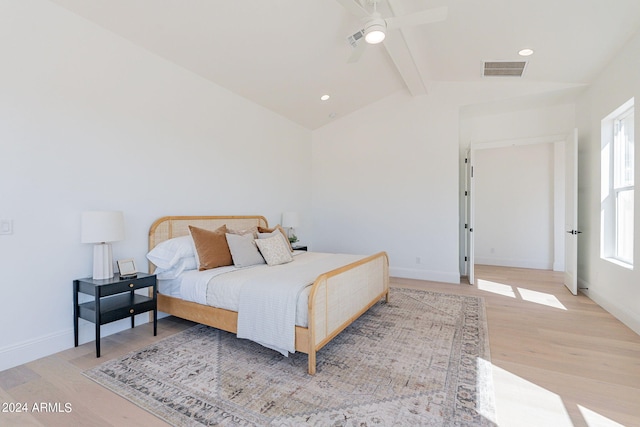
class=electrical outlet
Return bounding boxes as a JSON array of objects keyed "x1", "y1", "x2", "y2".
[{"x1": 0, "y1": 219, "x2": 13, "y2": 235}]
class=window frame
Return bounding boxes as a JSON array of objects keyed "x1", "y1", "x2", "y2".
[{"x1": 601, "y1": 99, "x2": 634, "y2": 268}]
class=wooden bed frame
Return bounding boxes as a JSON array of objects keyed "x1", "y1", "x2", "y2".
[{"x1": 148, "y1": 215, "x2": 389, "y2": 375}]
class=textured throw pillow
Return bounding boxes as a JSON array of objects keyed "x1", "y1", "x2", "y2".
[
  {"x1": 225, "y1": 233, "x2": 265, "y2": 267},
  {"x1": 255, "y1": 235, "x2": 294, "y2": 266},
  {"x1": 257, "y1": 225, "x2": 293, "y2": 252},
  {"x1": 189, "y1": 225, "x2": 233, "y2": 270}
]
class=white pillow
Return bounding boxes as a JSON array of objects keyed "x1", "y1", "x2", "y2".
[
  {"x1": 255, "y1": 235, "x2": 293, "y2": 266},
  {"x1": 154, "y1": 256, "x2": 197, "y2": 280},
  {"x1": 147, "y1": 235, "x2": 195, "y2": 269},
  {"x1": 225, "y1": 233, "x2": 265, "y2": 267}
]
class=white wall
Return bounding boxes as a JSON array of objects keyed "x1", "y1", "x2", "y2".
[
  {"x1": 474, "y1": 143, "x2": 555, "y2": 269},
  {"x1": 0, "y1": 0, "x2": 312, "y2": 371},
  {"x1": 575, "y1": 30, "x2": 640, "y2": 334},
  {"x1": 311, "y1": 91, "x2": 461, "y2": 283},
  {"x1": 311, "y1": 81, "x2": 581, "y2": 285},
  {"x1": 461, "y1": 104, "x2": 576, "y2": 144}
]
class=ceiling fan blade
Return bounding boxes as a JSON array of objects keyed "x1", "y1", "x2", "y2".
[
  {"x1": 335, "y1": 0, "x2": 369, "y2": 18},
  {"x1": 347, "y1": 39, "x2": 367, "y2": 63},
  {"x1": 385, "y1": 6, "x2": 448, "y2": 30}
]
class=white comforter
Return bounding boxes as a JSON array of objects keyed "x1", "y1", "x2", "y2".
[
  {"x1": 175, "y1": 252, "x2": 364, "y2": 356},
  {"x1": 234, "y1": 252, "x2": 363, "y2": 356}
]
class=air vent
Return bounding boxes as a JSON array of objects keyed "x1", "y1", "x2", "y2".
[{"x1": 483, "y1": 61, "x2": 527, "y2": 77}]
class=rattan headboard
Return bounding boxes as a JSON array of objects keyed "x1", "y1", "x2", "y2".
[{"x1": 148, "y1": 215, "x2": 268, "y2": 271}]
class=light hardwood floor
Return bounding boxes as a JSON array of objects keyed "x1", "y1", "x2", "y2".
[{"x1": 1, "y1": 265, "x2": 639, "y2": 426}]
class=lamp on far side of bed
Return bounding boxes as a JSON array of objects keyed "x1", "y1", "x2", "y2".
[
  {"x1": 281, "y1": 211, "x2": 299, "y2": 244},
  {"x1": 81, "y1": 211, "x2": 125, "y2": 280}
]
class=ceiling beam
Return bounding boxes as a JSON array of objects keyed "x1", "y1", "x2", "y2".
[
  {"x1": 383, "y1": 0, "x2": 428, "y2": 95},
  {"x1": 382, "y1": 28, "x2": 427, "y2": 96}
]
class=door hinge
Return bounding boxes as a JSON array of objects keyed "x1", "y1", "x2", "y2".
[{"x1": 464, "y1": 256, "x2": 468, "y2": 261}]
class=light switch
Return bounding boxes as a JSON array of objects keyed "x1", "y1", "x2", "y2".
[{"x1": 0, "y1": 219, "x2": 13, "y2": 235}]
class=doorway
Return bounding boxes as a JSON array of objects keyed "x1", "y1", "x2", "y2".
[{"x1": 466, "y1": 134, "x2": 572, "y2": 285}]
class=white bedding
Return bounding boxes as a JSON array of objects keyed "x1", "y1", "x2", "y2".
[
  {"x1": 157, "y1": 277, "x2": 182, "y2": 297},
  {"x1": 157, "y1": 251, "x2": 364, "y2": 354},
  {"x1": 228, "y1": 252, "x2": 363, "y2": 356}
]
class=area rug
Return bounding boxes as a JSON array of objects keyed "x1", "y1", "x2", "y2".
[{"x1": 83, "y1": 288, "x2": 496, "y2": 426}]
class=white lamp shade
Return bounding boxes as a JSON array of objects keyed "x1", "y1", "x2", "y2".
[
  {"x1": 281, "y1": 212, "x2": 299, "y2": 228},
  {"x1": 81, "y1": 211, "x2": 125, "y2": 243}
]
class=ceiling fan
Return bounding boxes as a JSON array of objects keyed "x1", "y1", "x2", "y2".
[{"x1": 338, "y1": 0, "x2": 448, "y2": 63}]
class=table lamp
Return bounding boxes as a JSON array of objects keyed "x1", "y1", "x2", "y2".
[
  {"x1": 81, "y1": 211, "x2": 125, "y2": 280},
  {"x1": 281, "y1": 212, "x2": 299, "y2": 243}
]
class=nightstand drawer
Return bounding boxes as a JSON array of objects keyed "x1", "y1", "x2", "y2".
[{"x1": 100, "y1": 275, "x2": 156, "y2": 297}]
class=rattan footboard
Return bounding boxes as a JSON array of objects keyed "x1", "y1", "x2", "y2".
[{"x1": 148, "y1": 215, "x2": 389, "y2": 374}]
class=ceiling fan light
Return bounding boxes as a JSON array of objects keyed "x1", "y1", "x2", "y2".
[
  {"x1": 365, "y1": 29, "x2": 385, "y2": 44},
  {"x1": 364, "y1": 19, "x2": 386, "y2": 44}
]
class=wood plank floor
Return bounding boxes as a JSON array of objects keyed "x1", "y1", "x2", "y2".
[{"x1": 1, "y1": 265, "x2": 638, "y2": 426}]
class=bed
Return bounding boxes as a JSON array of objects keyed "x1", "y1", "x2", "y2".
[{"x1": 148, "y1": 215, "x2": 389, "y2": 375}]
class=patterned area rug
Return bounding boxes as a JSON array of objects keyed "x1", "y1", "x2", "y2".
[{"x1": 84, "y1": 288, "x2": 496, "y2": 426}]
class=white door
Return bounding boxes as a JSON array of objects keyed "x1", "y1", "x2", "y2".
[{"x1": 564, "y1": 129, "x2": 579, "y2": 295}]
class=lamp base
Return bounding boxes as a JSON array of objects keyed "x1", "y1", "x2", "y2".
[{"x1": 93, "y1": 243, "x2": 114, "y2": 280}]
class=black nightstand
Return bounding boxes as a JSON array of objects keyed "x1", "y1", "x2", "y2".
[
  {"x1": 73, "y1": 273, "x2": 157, "y2": 357},
  {"x1": 292, "y1": 245, "x2": 307, "y2": 251}
]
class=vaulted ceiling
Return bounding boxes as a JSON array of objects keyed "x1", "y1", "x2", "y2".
[{"x1": 49, "y1": 0, "x2": 640, "y2": 129}]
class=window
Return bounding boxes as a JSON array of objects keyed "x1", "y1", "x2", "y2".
[{"x1": 601, "y1": 98, "x2": 634, "y2": 267}]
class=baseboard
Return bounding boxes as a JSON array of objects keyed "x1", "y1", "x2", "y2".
[
  {"x1": 577, "y1": 276, "x2": 590, "y2": 290},
  {"x1": 474, "y1": 257, "x2": 552, "y2": 270},
  {"x1": 0, "y1": 314, "x2": 158, "y2": 373},
  {"x1": 0, "y1": 328, "x2": 72, "y2": 373},
  {"x1": 390, "y1": 267, "x2": 460, "y2": 284},
  {"x1": 582, "y1": 286, "x2": 640, "y2": 336}
]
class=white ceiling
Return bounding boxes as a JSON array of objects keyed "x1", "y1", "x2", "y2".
[{"x1": 48, "y1": 0, "x2": 640, "y2": 129}]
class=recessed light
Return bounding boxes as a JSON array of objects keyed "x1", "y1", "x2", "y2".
[
  {"x1": 320, "y1": 94, "x2": 330, "y2": 101},
  {"x1": 518, "y1": 48, "x2": 534, "y2": 57}
]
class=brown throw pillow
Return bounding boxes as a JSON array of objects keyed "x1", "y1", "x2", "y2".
[
  {"x1": 258, "y1": 225, "x2": 293, "y2": 252},
  {"x1": 189, "y1": 225, "x2": 233, "y2": 270}
]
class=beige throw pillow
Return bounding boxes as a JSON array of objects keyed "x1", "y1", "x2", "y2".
[
  {"x1": 257, "y1": 225, "x2": 293, "y2": 252},
  {"x1": 225, "y1": 232, "x2": 265, "y2": 267},
  {"x1": 227, "y1": 226, "x2": 259, "y2": 239},
  {"x1": 255, "y1": 235, "x2": 293, "y2": 266}
]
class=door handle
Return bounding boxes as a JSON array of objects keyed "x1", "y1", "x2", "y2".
[{"x1": 566, "y1": 230, "x2": 582, "y2": 235}]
